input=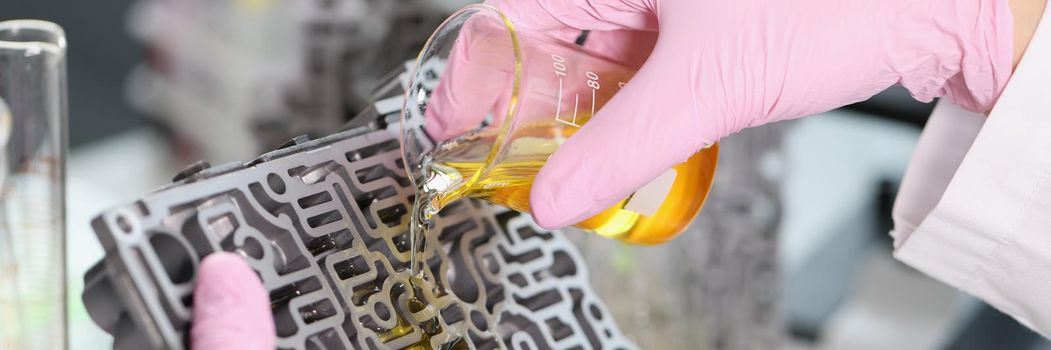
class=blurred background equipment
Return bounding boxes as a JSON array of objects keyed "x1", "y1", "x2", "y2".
[
  {"x1": 124, "y1": 0, "x2": 474, "y2": 163},
  {"x1": 571, "y1": 121, "x2": 787, "y2": 349},
  {"x1": 0, "y1": 19, "x2": 68, "y2": 350}
]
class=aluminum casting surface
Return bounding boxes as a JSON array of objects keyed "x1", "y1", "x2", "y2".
[{"x1": 83, "y1": 63, "x2": 636, "y2": 350}]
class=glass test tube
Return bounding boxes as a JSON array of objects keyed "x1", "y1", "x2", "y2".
[{"x1": 0, "y1": 20, "x2": 69, "y2": 350}]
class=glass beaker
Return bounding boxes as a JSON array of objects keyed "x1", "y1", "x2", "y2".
[
  {"x1": 0, "y1": 20, "x2": 68, "y2": 350},
  {"x1": 401, "y1": 4, "x2": 719, "y2": 245}
]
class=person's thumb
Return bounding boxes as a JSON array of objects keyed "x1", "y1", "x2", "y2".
[
  {"x1": 529, "y1": 44, "x2": 714, "y2": 229},
  {"x1": 190, "y1": 252, "x2": 275, "y2": 350}
]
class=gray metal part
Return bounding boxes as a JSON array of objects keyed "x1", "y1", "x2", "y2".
[{"x1": 83, "y1": 66, "x2": 635, "y2": 350}]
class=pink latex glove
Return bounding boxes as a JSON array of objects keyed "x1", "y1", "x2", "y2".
[
  {"x1": 190, "y1": 252, "x2": 275, "y2": 349},
  {"x1": 428, "y1": 0, "x2": 1014, "y2": 229}
]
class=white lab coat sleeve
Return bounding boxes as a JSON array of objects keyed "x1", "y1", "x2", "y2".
[
  {"x1": 890, "y1": 102, "x2": 985, "y2": 249},
  {"x1": 892, "y1": 8, "x2": 1051, "y2": 338}
]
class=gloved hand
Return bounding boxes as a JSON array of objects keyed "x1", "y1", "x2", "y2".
[
  {"x1": 427, "y1": 0, "x2": 1014, "y2": 229},
  {"x1": 190, "y1": 252, "x2": 275, "y2": 350}
]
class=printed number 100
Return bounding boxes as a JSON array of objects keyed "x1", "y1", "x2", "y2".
[{"x1": 552, "y1": 54, "x2": 567, "y2": 77}]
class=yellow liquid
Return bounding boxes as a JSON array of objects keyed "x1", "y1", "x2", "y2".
[
  {"x1": 419, "y1": 121, "x2": 718, "y2": 245},
  {"x1": 360, "y1": 276, "x2": 465, "y2": 350}
]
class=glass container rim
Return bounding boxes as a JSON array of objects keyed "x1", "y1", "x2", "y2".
[
  {"x1": 0, "y1": 20, "x2": 67, "y2": 57},
  {"x1": 399, "y1": 4, "x2": 523, "y2": 187}
]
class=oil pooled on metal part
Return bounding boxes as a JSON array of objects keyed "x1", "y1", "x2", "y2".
[{"x1": 378, "y1": 277, "x2": 466, "y2": 350}]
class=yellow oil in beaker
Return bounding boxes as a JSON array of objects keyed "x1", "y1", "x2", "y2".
[
  {"x1": 420, "y1": 119, "x2": 718, "y2": 245},
  {"x1": 402, "y1": 4, "x2": 719, "y2": 285}
]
